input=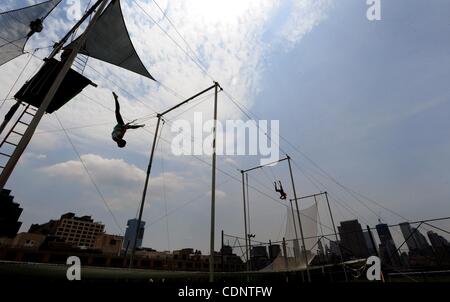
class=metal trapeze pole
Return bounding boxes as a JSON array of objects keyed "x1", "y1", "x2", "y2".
[
  {"x1": 241, "y1": 170, "x2": 250, "y2": 272},
  {"x1": 128, "y1": 83, "x2": 220, "y2": 269},
  {"x1": 0, "y1": 0, "x2": 106, "y2": 137},
  {"x1": 209, "y1": 82, "x2": 220, "y2": 282},
  {"x1": 0, "y1": 0, "x2": 110, "y2": 191},
  {"x1": 287, "y1": 155, "x2": 311, "y2": 282},
  {"x1": 240, "y1": 155, "x2": 302, "y2": 264},
  {"x1": 129, "y1": 114, "x2": 162, "y2": 268},
  {"x1": 324, "y1": 191, "x2": 348, "y2": 281}
]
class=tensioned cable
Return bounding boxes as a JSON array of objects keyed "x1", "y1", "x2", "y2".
[
  {"x1": 132, "y1": 0, "x2": 215, "y2": 82},
  {"x1": 2, "y1": 22, "x2": 368, "y2": 240},
  {"x1": 0, "y1": 51, "x2": 34, "y2": 111},
  {"x1": 116, "y1": 0, "x2": 408, "y2": 226},
  {"x1": 222, "y1": 89, "x2": 407, "y2": 223},
  {"x1": 0, "y1": 5, "x2": 379, "y2": 240},
  {"x1": 54, "y1": 112, "x2": 124, "y2": 234}
]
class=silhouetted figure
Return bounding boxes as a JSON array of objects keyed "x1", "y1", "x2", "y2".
[
  {"x1": 111, "y1": 92, "x2": 144, "y2": 148},
  {"x1": 274, "y1": 181, "x2": 287, "y2": 200}
]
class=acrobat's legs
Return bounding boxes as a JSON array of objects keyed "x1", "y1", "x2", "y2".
[{"x1": 114, "y1": 97, "x2": 125, "y2": 125}]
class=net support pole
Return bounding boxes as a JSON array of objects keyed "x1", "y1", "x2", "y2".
[
  {"x1": 324, "y1": 191, "x2": 348, "y2": 281},
  {"x1": 366, "y1": 225, "x2": 379, "y2": 257},
  {"x1": 129, "y1": 115, "x2": 162, "y2": 268},
  {"x1": 241, "y1": 170, "x2": 250, "y2": 272},
  {"x1": 221, "y1": 230, "x2": 224, "y2": 272},
  {"x1": 0, "y1": 0, "x2": 109, "y2": 191},
  {"x1": 287, "y1": 155, "x2": 311, "y2": 282},
  {"x1": 289, "y1": 199, "x2": 300, "y2": 260},
  {"x1": 209, "y1": 82, "x2": 219, "y2": 282},
  {"x1": 282, "y1": 237, "x2": 289, "y2": 270}
]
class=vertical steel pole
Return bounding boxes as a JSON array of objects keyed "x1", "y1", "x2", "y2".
[
  {"x1": 241, "y1": 171, "x2": 250, "y2": 271},
  {"x1": 130, "y1": 115, "x2": 162, "y2": 268},
  {"x1": 221, "y1": 230, "x2": 224, "y2": 272},
  {"x1": 325, "y1": 191, "x2": 348, "y2": 281},
  {"x1": 209, "y1": 83, "x2": 219, "y2": 282},
  {"x1": 287, "y1": 155, "x2": 311, "y2": 282},
  {"x1": 0, "y1": 0, "x2": 109, "y2": 190},
  {"x1": 289, "y1": 199, "x2": 300, "y2": 259}
]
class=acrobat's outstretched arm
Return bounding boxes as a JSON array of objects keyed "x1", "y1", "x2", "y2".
[{"x1": 126, "y1": 124, "x2": 145, "y2": 129}]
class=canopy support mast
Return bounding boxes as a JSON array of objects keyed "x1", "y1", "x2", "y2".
[{"x1": 0, "y1": 0, "x2": 110, "y2": 191}]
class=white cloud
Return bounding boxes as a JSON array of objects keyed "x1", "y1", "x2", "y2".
[
  {"x1": 41, "y1": 153, "x2": 192, "y2": 209},
  {"x1": 0, "y1": 0, "x2": 333, "y2": 252},
  {"x1": 0, "y1": 0, "x2": 332, "y2": 157},
  {"x1": 280, "y1": 0, "x2": 333, "y2": 47}
]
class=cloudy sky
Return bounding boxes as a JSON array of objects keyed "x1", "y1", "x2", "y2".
[{"x1": 1, "y1": 0, "x2": 449, "y2": 254}]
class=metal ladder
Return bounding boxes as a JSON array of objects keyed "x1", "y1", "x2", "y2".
[
  {"x1": 73, "y1": 54, "x2": 89, "y2": 74},
  {"x1": 0, "y1": 104, "x2": 37, "y2": 172}
]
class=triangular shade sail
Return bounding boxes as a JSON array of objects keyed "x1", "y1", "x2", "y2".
[
  {"x1": 0, "y1": 0, "x2": 61, "y2": 66},
  {"x1": 67, "y1": 0, "x2": 155, "y2": 80}
]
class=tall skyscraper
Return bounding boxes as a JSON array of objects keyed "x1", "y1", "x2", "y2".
[
  {"x1": 427, "y1": 231, "x2": 449, "y2": 249},
  {"x1": 399, "y1": 222, "x2": 431, "y2": 255},
  {"x1": 338, "y1": 219, "x2": 370, "y2": 259},
  {"x1": 123, "y1": 218, "x2": 145, "y2": 253},
  {"x1": 363, "y1": 230, "x2": 376, "y2": 255},
  {"x1": 399, "y1": 222, "x2": 418, "y2": 251},
  {"x1": 376, "y1": 222, "x2": 401, "y2": 267},
  {"x1": 376, "y1": 222, "x2": 394, "y2": 243},
  {"x1": 0, "y1": 189, "x2": 23, "y2": 238}
]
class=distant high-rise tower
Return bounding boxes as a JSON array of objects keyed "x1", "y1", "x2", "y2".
[
  {"x1": 338, "y1": 219, "x2": 370, "y2": 259},
  {"x1": 123, "y1": 218, "x2": 145, "y2": 253},
  {"x1": 427, "y1": 231, "x2": 449, "y2": 249},
  {"x1": 427, "y1": 230, "x2": 450, "y2": 263},
  {"x1": 376, "y1": 222, "x2": 401, "y2": 267},
  {"x1": 399, "y1": 222, "x2": 418, "y2": 251},
  {"x1": 399, "y1": 222, "x2": 431, "y2": 255},
  {"x1": 0, "y1": 189, "x2": 22, "y2": 238}
]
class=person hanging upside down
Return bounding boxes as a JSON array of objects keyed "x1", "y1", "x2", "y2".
[
  {"x1": 111, "y1": 92, "x2": 145, "y2": 148},
  {"x1": 274, "y1": 181, "x2": 287, "y2": 200}
]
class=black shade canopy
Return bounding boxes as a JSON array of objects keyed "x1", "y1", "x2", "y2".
[
  {"x1": 66, "y1": 0, "x2": 155, "y2": 80},
  {"x1": 14, "y1": 58, "x2": 96, "y2": 113}
]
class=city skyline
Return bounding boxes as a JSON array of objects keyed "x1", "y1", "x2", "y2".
[
  {"x1": 0, "y1": 0, "x2": 450, "y2": 255},
  {"x1": 4, "y1": 192, "x2": 448, "y2": 257},
  {"x1": 1, "y1": 0, "x2": 450, "y2": 293}
]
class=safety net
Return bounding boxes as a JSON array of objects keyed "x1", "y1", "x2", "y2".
[
  {"x1": 259, "y1": 202, "x2": 318, "y2": 272},
  {"x1": 0, "y1": 0, "x2": 61, "y2": 66}
]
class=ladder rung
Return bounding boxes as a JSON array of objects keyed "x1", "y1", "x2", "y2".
[
  {"x1": 18, "y1": 121, "x2": 29, "y2": 126},
  {"x1": 24, "y1": 111, "x2": 35, "y2": 117},
  {"x1": 11, "y1": 130, "x2": 24, "y2": 136},
  {"x1": 5, "y1": 141, "x2": 18, "y2": 147},
  {"x1": 0, "y1": 152, "x2": 11, "y2": 157}
]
